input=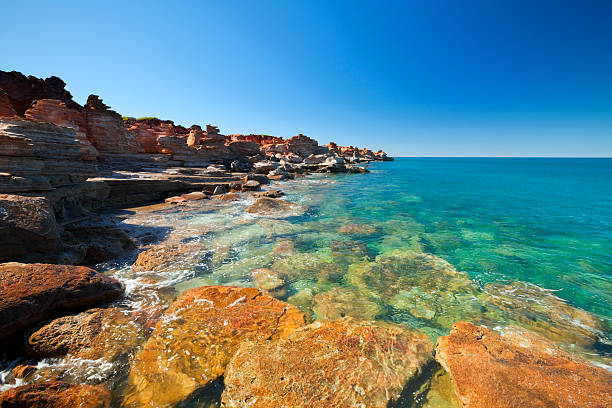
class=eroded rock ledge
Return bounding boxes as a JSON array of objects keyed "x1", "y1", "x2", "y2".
[{"x1": 0, "y1": 70, "x2": 392, "y2": 263}]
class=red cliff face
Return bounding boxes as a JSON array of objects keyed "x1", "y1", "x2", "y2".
[{"x1": 0, "y1": 91, "x2": 18, "y2": 118}]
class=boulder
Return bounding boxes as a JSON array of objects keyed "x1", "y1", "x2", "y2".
[
  {"x1": 122, "y1": 286, "x2": 308, "y2": 407},
  {"x1": 0, "y1": 194, "x2": 60, "y2": 260},
  {"x1": 0, "y1": 381, "x2": 111, "y2": 408},
  {"x1": 253, "y1": 189, "x2": 284, "y2": 198},
  {"x1": 244, "y1": 173, "x2": 270, "y2": 185},
  {"x1": 222, "y1": 319, "x2": 434, "y2": 407},
  {"x1": 25, "y1": 307, "x2": 147, "y2": 360},
  {"x1": 252, "y1": 160, "x2": 278, "y2": 174},
  {"x1": 0, "y1": 263, "x2": 123, "y2": 340},
  {"x1": 242, "y1": 179, "x2": 261, "y2": 191},
  {"x1": 131, "y1": 242, "x2": 208, "y2": 272},
  {"x1": 435, "y1": 322, "x2": 612, "y2": 408},
  {"x1": 246, "y1": 197, "x2": 306, "y2": 217},
  {"x1": 181, "y1": 191, "x2": 208, "y2": 201}
]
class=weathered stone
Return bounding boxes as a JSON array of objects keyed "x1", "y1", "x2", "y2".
[
  {"x1": 222, "y1": 319, "x2": 434, "y2": 408},
  {"x1": 0, "y1": 90, "x2": 18, "y2": 118},
  {"x1": 313, "y1": 287, "x2": 386, "y2": 320},
  {"x1": 435, "y1": 322, "x2": 612, "y2": 408},
  {"x1": 211, "y1": 192, "x2": 240, "y2": 201},
  {"x1": 242, "y1": 179, "x2": 261, "y2": 191},
  {"x1": 253, "y1": 189, "x2": 284, "y2": 198},
  {"x1": 181, "y1": 191, "x2": 208, "y2": 201},
  {"x1": 131, "y1": 242, "x2": 208, "y2": 272},
  {"x1": 485, "y1": 281, "x2": 607, "y2": 347},
  {"x1": 246, "y1": 197, "x2": 306, "y2": 217},
  {"x1": 0, "y1": 263, "x2": 123, "y2": 340},
  {"x1": 61, "y1": 224, "x2": 136, "y2": 265},
  {"x1": 0, "y1": 381, "x2": 111, "y2": 408},
  {"x1": 0, "y1": 194, "x2": 59, "y2": 260},
  {"x1": 25, "y1": 307, "x2": 147, "y2": 360},
  {"x1": 123, "y1": 286, "x2": 309, "y2": 408}
]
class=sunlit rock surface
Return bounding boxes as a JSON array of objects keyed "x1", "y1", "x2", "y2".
[
  {"x1": 0, "y1": 263, "x2": 123, "y2": 340},
  {"x1": 0, "y1": 381, "x2": 111, "y2": 408},
  {"x1": 245, "y1": 197, "x2": 307, "y2": 217},
  {"x1": 435, "y1": 322, "x2": 612, "y2": 408},
  {"x1": 122, "y1": 286, "x2": 308, "y2": 408},
  {"x1": 222, "y1": 319, "x2": 433, "y2": 408}
]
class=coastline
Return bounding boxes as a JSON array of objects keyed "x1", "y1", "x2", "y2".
[{"x1": 1, "y1": 71, "x2": 611, "y2": 408}]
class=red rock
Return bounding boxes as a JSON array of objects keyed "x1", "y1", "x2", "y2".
[
  {"x1": 84, "y1": 95, "x2": 143, "y2": 153},
  {"x1": 0, "y1": 263, "x2": 124, "y2": 340},
  {"x1": 0, "y1": 194, "x2": 60, "y2": 260},
  {"x1": 435, "y1": 322, "x2": 612, "y2": 408},
  {"x1": 0, "y1": 70, "x2": 82, "y2": 116},
  {"x1": 222, "y1": 319, "x2": 434, "y2": 408},
  {"x1": 0, "y1": 381, "x2": 111, "y2": 408},
  {"x1": 0, "y1": 90, "x2": 17, "y2": 118},
  {"x1": 0, "y1": 119, "x2": 98, "y2": 183},
  {"x1": 123, "y1": 286, "x2": 308, "y2": 407},
  {"x1": 25, "y1": 99, "x2": 98, "y2": 161},
  {"x1": 228, "y1": 140, "x2": 261, "y2": 156}
]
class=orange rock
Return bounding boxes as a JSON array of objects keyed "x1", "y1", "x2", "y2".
[
  {"x1": 0, "y1": 263, "x2": 124, "y2": 340},
  {"x1": 0, "y1": 381, "x2": 111, "y2": 408},
  {"x1": 245, "y1": 197, "x2": 306, "y2": 217},
  {"x1": 122, "y1": 286, "x2": 309, "y2": 407},
  {"x1": 131, "y1": 242, "x2": 207, "y2": 272},
  {"x1": 222, "y1": 319, "x2": 434, "y2": 407},
  {"x1": 435, "y1": 322, "x2": 612, "y2": 408}
]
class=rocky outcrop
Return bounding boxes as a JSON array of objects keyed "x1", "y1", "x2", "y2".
[
  {"x1": 131, "y1": 242, "x2": 208, "y2": 273},
  {"x1": 84, "y1": 95, "x2": 142, "y2": 154},
  {"x1": 222, "y1": 319, "x2": 433, "y2": 407},
  {"x1": 0, "y1": 90, "x2": 18, "y2": 117},
  {"x1": 0, "y1": 263, "x2": 124, "y2": 340},
  {"x1": 435, "y1": 322, "x2": 612, "y2": 408},
  {"x1": 0, "y1": 119, "x2": 98, "y2": 185},
  {"x1": 0, "y1": 70, "x2": 81, "y2": 115},
  {"x1": 0, "y1": 381, "x2": 111, "y2": 408},
  {"x1": 123, "y1": 286, "x2": 308, "y2": 408},
  {"x1": 0, "y1": 194, "x2": 60, "y2": 260}
]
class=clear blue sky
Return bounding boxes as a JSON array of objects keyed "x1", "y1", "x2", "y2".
[{"x1": 2, "y1": 0, "x2": 611, "y2": 156}]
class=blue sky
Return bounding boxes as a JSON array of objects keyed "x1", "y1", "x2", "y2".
[{"x1": 2, "y1": 0, "x2": 611, "y2": 156}]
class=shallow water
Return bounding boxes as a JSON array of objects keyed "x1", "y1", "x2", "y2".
[{"x1": 3, "y1": 158, "x2": 611, "y2": 405}]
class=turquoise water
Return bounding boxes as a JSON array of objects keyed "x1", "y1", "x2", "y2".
[{"x1": 136, "y1": 157, "x2": 611, "y2": 364}]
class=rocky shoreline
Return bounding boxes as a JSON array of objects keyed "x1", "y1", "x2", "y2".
[{"x1": 0, "y1": 71, "x2": 610, "y2": 407}]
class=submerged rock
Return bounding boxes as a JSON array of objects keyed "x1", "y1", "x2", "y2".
[
  {"x1": 0, "y1": 263, "x2": 123, "y2": 340},
  {"x1": 485, "y1": 281, "x2": 607, "y2": 347},
  {"x1": 313, "y1": 287, "x2": 386, "y2": 320},
  {"x1": 222, "y1": 319, "x2": 433, "y2": 407},
  {"x1": 131, "y1": 242, "x2": 208, "y2": 273},
  {"x1": 251, "y1": 268, "x2": 285, "y2": 291},
  {"x1": 435, "y1": 322, "x2": 612, "y2": 408},
  {"x1": 245, "y1": 197, "x2": 306, "y2": 217},
  {"x1": 123, "y1": 286, "x2": 308, "y2": 408},
  {"x1": 346, "y1": 250, "x2": 484, "y2": 329},
  {"x1": 337, "y1": 222, "x2": 378, "y2": 235},
  {"x1": 0, "y1": 381, "x2": 111, "y2": 408}
]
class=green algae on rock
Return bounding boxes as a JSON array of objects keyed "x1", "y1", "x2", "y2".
[
  {"x1": 222, "y1": 319, "x2": 434, "y2": 408},
  {"x1": 122, "y1": 286, "x2": 309, "y2": 408}
]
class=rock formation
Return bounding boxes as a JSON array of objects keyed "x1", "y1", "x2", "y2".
[
  {"x1": 123, "y1": 286, "x2": 308, "y2": 407},
  {"x1": 0, "y1": 381, "x2": 111, "y2": 408},
  {"x1": 0, "y1": 263, "x2": 124, "y2": 340},
  {"x1": 222, "y1": 319, "x2": 433, "y2": 407},
  {"x1": 435, "y1": 322, "x2": 612, "y2": 408}
]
